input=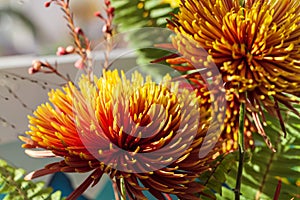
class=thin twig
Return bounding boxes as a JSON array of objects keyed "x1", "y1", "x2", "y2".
[
  {"x1": 29, "y1": 60, "x2": 72, "y2": 84},
  {"x1": 45, "y1": 0, "x2": 92, "y2": 79},
  {"x1": 94, "y1": 0, "x2": 115, "y2": 70},
  {"x1": 58, "y1": 1, "x2": 89, "y2": 59}
]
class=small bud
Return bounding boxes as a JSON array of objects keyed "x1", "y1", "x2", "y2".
[
  {"x1": 44, "y1": 1, "x2": 51, "y2": 7},
  {"x1": 66, "y1": 45, "x2": 75, "y2": 53},
  {"x1": 74, "y1": 59, "x2": 85, "y2": 69},
  {"x1": 105, "y1": 0, "x2": 111, "y2": 6},
  {"x1": 75, "y1": 27, "x2": 84, "y2": 35},
  {"x1": 32, "y1": 60, "x2": 42, "y2": 71},
  {"x1": 56, "y1": 47, "x2": 66, "y2": 56},
  {"x1": 28, "y1": 67, "x2": 35, "y2": 74},
  {"x1": 107, "y1": 7, "x2": 115, "y2": 15},
  {"x1": 94, "y1": 11, "x2": 103, "y2": 19}
]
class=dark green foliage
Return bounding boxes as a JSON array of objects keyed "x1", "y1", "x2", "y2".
[
  {"x1": 112, "y1": 0, "x2": 174, "y2": 30},
  {"x1": 111, "y1": 0, "x2": 178, "y2": 76},
  {"x1": 199, "y1": 153, "x2": 238, "y2": 199},
  {"x1": 215, "y1": 106, "x2": 300, "y2": 200},
  {"x1": 0, "y1": 159, "x2": 64, "y2": 200}
]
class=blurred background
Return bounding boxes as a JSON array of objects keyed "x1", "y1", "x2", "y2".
[{"x1": 0, "y1": 0, "x2": 104, "y2": 56}]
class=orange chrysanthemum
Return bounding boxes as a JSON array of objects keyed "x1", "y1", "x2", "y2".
[
  {"x1": 166, "y1": 0, "x2": 300, "y2": 148},
  {"x1": 20, "y1": 70, "x2": 222, "y2": 200}
]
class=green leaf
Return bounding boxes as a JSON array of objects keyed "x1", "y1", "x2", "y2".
[
  {"x1": 0, "y1": 159, "x2": 64, "y2": 200},
  {"x1": 198, "y1": 153, "x2": 238, "y2": 199},
  {"x1": 217, "y1": 107, "x2": 300, "y2": 200},
  {"x1": 111, "y1": 0, "x2": 177, "y2": 77}
]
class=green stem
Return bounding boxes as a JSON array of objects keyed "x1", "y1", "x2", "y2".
[
  {"x1": 234, "y1": 101, "x2": 246, "y2": 200},
  {"x1": 238, "y1": 102, "x2": 246, "y2": 154},
  {"x1": 239, "y1": 0, "x2": 245, "y2": 7},
  {"x1": 120, "y1": 178, "x2": 126, "y2": 200}
]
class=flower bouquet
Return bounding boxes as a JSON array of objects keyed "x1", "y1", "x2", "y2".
[{"x1": 0, "y1": 0, "x2": 299, "y2": 199}]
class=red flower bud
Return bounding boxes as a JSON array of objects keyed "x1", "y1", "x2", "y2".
[
  {"x1": 94, "y1": 11, "x2": 103, "y2": 19},
  {"x1": 75, "y1": 27, "x2": 83, "y2": 35},
  {"x1": 107, "y1": 7, "x2": 115, "y2": 15},
  {"x1": 28, "y1": 67, "x2": 36, "y2": 74},
  {"x1": 44, "y1": 1, "x2": 51, "y2": 7},
  {"x1": 104, "y1": 0, "x2": 110, "y2": 6},
  {"x1": 56, "y1": 47, "x2": 66, "y2": 56}
]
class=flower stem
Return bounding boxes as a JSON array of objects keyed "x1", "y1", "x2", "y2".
[
  {"x1": 239, "y1": 0, "x2": 245, "y2": 7},
  {"x1": 234, "y1": 101, "x2": 246, "y2": 200},
  {"x1": 120, "y1": 177, "x2": 126, "y2": 200},
  {"x1": 238, "y1": 102, "x2": 245, "y2": 154}
]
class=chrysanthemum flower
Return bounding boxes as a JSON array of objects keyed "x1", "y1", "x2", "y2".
[
  {"x1": 20, "y1": 70, "x2": 222, "y2": 200},
  {"x1": 164, "y1": 56, "x2": 255, "y2": 151},
  {"x1": 166, "y1": 0, "x2": 300, "y2": 147}
]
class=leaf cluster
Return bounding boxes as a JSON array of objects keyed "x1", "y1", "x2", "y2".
[
  {"x1": 0, "y1": 159, "x2": 64, "y2": 200},
  {"x1": 111, "y1": 0, "x2": 178, "y2": 76},
  {"x1": 200, "y1": 106, "x2": 300, "y2": 200}
]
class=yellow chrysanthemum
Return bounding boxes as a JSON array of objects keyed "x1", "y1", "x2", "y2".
[
  {"x1": 20, "y1": 70, "x2": 222, "y2": 200},
  {"x1": 165, "y1": 57, "x2": 256, "y2": 150},
  {"x1": 166, "y1": 0, "x2": 300, "y2": 147}
]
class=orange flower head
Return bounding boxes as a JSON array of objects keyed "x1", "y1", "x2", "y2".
[
  {"x1": 20, "y1": 70, "x2": 223, "y2": 200},
  {"x1": 166, "y1": 0, "x2": 300, "y2": 148}
]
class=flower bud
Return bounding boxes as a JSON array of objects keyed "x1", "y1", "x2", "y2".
[
  {"x1": 66, "y1": 45, "x2": 75, "y2": 53},
  {"x1": 74, "y1": 59, "x2": 85, "y2": 69},
  {"x1": 94, "y1": 11, "x2": 103, "y2": 19},
  {"x1": 28, "y1": 67, "x2": 36, "y2": 74},
  {"x1": 56, "y1": 47, "x2": 66, "y2": 56},
  {"x1": 44, "y1": 1, "x2": 51, "y2": 7},
  {"x1": 107, "y1": 7, "x2": 115, "y2": 16},
  {"x1": 32, "y1": 60, "x2": 42, "y2": 71},
  {"x1": 104, "y1": 0, "x2": 110, "y2": 6},
  {"x1": 75, "y1": 27, "x2": 84, "y2": 35}
]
